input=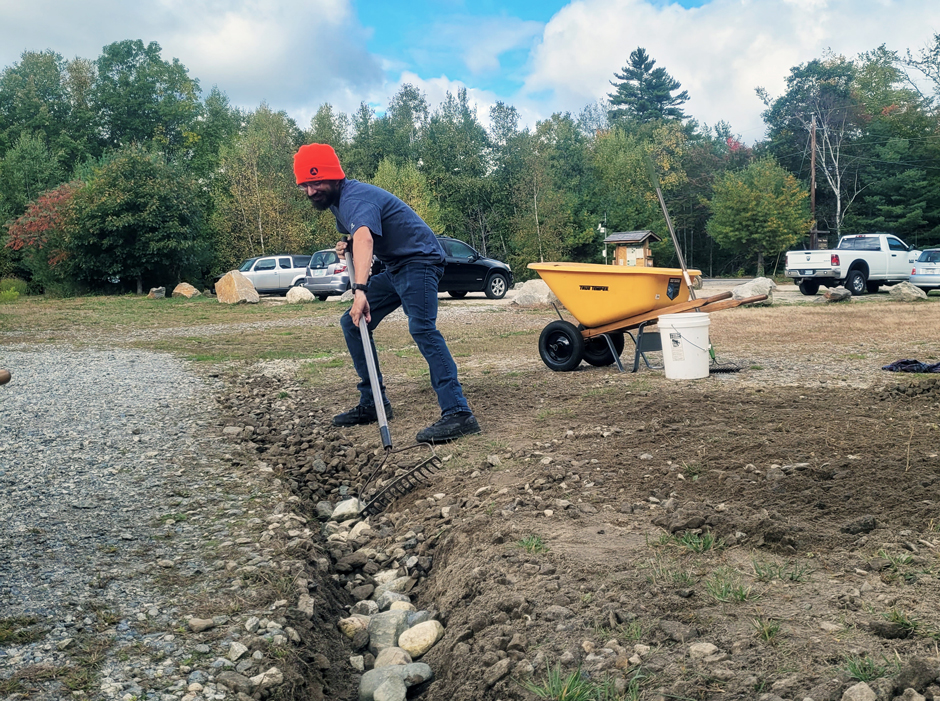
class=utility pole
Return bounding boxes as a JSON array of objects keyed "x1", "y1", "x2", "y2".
[{"x1": 810, "y1": 114, "x2": 818, "y2": 249}]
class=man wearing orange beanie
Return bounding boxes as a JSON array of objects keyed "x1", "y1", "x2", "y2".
[{"x1": 294, "y1": 143, "x2": 480, "y2": 443}]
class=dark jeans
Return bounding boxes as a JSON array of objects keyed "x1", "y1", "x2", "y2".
[{"x1": 340, "y1": 261, "x2": 470, "y2": 417}]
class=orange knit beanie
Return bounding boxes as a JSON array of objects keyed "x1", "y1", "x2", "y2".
[{"x1": 294, "y1": 143, "x2": 346, "y2": 184}]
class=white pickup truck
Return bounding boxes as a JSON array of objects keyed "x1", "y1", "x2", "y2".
[{"x1": 785, "y1": 233, "x2": 921, "y2": 296}]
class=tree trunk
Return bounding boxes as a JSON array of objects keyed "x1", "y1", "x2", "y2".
[{"x1": 136, "y1": 276, "x2": 143, "y2": 295}]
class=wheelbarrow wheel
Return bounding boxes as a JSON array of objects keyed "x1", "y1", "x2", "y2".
[
  {"x1": 581, "y1": 330, "x2": 625, "y2": 367},
  {"x1": 538, "y1": 320, "x2": 584, "y2": 371}
]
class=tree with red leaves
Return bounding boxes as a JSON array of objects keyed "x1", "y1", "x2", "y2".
[{"x1": 6, "y1": 181, "x2": 81, "y2": 274}]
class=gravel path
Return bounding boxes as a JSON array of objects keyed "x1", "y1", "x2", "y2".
[
  {"x1": 0, "y1": 346, "x2": 315, "y2": 701},
  {"x1": 1, "y1": 347, "x2": 212, "y2": 618}
]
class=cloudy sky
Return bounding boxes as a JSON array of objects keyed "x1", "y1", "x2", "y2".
[{"x1": 2, "y1": 0, "x2": 939, "y2": 143}]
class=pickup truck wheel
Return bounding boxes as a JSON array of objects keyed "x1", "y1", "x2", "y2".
[
  {"x1": 845, "y1": 270, "x2": 867, "y2": 296},
  {"x1": 798, "y1": 280, "x2": 820, "y2": 296}
]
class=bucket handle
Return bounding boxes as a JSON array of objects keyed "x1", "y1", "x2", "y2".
[{"x1": 666, "y1": 329, "x2": 709, "y2": 353}]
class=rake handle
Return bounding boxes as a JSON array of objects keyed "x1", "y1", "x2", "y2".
[{"x1": 342, "y1": 236, "x2": 392, "y2": 450}]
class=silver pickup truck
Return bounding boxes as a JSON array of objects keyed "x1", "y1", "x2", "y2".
[{"x1": 785, "y1": 233, "x2": 920, "y2": 296}]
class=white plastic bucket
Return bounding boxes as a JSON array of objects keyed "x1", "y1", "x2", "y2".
[{"x1": 658, "y1": 312, "x2": 710, "y2": 380}]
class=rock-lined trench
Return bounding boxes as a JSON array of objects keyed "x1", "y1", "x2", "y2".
[{"x1": 220, "y1": 367, "x2": 940, "y2": 701}]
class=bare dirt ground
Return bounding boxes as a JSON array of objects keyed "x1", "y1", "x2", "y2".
[
  {"x1": 221, "y1": 291, "x2": 940, "y2": 700},
  {"x1": 4, "y1": 288, "x2": 940, "y2": 700}
]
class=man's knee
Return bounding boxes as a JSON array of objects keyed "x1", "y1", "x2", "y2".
[{"x1": 408, "y1": 318, "x2": 438, "y2": 338}]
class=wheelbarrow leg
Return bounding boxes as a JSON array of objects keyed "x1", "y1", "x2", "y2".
[{"x1": 601, "y1": 333, "x2": 626, "y2": 373}]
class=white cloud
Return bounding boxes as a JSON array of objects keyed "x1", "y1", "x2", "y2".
[
  {"x1": 428, "y1": 16, "x2": 544, "y2": 74},
  {"x1": 522, "y1": 0, "x2": 940, "y2": 141},
  {"x1": 0, "y1": 0, "x2": 383, "y2": 115}
]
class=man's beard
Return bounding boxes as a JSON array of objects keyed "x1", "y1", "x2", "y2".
[{"x1": 308, "y1": 183, "x2": 340, "y2": 211}]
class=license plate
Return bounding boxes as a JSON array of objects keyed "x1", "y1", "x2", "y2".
[
  {"x1": 801, "y1": 270, "x2": 814, "y2": 275},
  {"x1": 313, "y1": 269, "x2": 327, "y2": 276}
]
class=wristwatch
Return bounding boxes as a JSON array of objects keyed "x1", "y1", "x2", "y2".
[{"x1": 352, "y1": 283, "x2": 369, "y2": 294}]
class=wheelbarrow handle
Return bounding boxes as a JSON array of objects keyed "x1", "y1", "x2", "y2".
[{"x1": 343, "y1": 236, "x2": 392, "y2": 450}]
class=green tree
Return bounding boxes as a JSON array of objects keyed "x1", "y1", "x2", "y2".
[
  {"x1": 591, "y1": 121, "x2": 689, "y2": 265},
  {"x1": 345, "y1": 102, "x2": 381, "y2": 179},
  {"x1": 376, "y1": 83, "x2": 429, "y2": 165},
  {"x1": 707, "y1": 158, "x2": 811, "y2": 275},
  {"x1": 758, "y1": 53, "x2": 862, "y2": 239},
  {"x1": 370, "y1": 159, "x2": 442, "y2": 232},
  {"x1": 0, "y1": 51, "x2": 70, "y2": 156},
  {"x1": 421, "y1": 88, "x2": 490, "y2": 249},
  {"x1": 212, "y1": 104, "x2": 311, "y2": 271},
  {"x1": 306, "y1": 103, "x2": 351, "y2": 157},
  {"x1": 189, "y1": 87, "x2": 242, "y2": 183},
  {"x1": 0, "y1": 132, "x2": 64, "y2": 220},
  {"x1": 91, "y1": 40, "x2": 201, "y2": 155},
  {"x1": 608, "y1": 48, "x2": 689, "y2": 123},
  {"x1": 904, "y1": 32, "x2": 940, "y2": 99},
  {"x1": 509, "y1": 114, "x2": 593, "y2": 272},
  {"x1": 68, "y1": 145, "x2": 210, "y2": 293}
]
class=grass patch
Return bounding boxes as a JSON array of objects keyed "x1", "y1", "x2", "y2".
[
  {"x1": 882, "y1": 607, "x2": 919, "y2": 634},
  {"x1": 644, "y1": 555, "x2": 696, "y2": 587},
  {"x1": 516, "y1": 535, "x2": 549, "y2": 554},
  {"x1": 842, "y1": 653, "x2": 900, "y2": 682},
  {"x1": 674, "y1": 531, "x2": 724, "y2": 553},
  {"x1": 750, "y1": 616, "x2": 781, "y2": 644},
  {"x1": 751, "y1": 557, "x2": 812, "y2": 582},
  {"x1": 0, "y1": 616, "x2": 46, "y2": 645},
  {"x1": 705, "y1": 567, "x2": 760, "y2": 603},
  {"x1": 520, "y1": 663, "x2": 642, "y2": 701}
]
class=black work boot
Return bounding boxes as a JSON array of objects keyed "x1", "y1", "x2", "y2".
[
  {"x1": 332, "y1": 403, "x2": 393, "y2": 427},
  {"x1": 416, "y1": 411, "x2": 481, "y2": 443}
]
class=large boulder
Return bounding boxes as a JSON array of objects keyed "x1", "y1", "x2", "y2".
[
  {"x1": 512, "y1": 279, "x2": 558, "y2": 307},
  {"x1": 147, "y1": 287, "x2": 166, "y2": 299},
  {"x1": 822, "y1": 287, "x2": 852, "y2": 303},
  {"x1": 172, "y1": 282, "x2": 201, "y2": 298},
  {"x1": 732, "y1": 277, "x2": 775, "y2": 306},
  {"x1": 216, "y1": 270, "x2": 260, "y2": 304},
  {"x1": 286, "y1": 286, "x2": 315, "y2": 303},
  {"x1": 887, "y1": 281, "x2": 928, "y2": 301}
]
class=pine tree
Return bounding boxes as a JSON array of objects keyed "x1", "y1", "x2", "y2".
[{"x1": 608, "y1": 48, "x2": 689, "y2": 123}]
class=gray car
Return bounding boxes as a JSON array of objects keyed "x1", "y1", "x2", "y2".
[
  {"x1": 300, "y1": 249, "x2": 350, "y2": 301},
  {"x1": 911, "y1": 248, "x2": 940, "y2": 291}
]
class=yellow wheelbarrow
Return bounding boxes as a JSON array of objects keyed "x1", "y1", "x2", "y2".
[{"x1": 528, "y1": 262, "x2": 765, "y2": 372}]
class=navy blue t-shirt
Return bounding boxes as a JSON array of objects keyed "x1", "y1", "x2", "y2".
[{"x1": 331, "y1": 179, "x2": 444, "y2": 272}]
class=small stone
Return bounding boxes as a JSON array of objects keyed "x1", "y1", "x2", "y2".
[
  {"x1": 374, "y1": 647, "x2": 413, "y2": 668},
  {"x1": 339, "y1": 615, "x2": 370, "y2": 639},
  {"x1": 483, "y1": 657, "x2": 513, "y2": 688},
  {"x1": 250, "y1": 666, "x2": 284, "y2": 691},
  {"x1": 228, "y1": 641, "x2": 249, "y2": 662},
  {"x1": 331, "y1": 499, "x2": 363, "y2": 521},
  {"x1": 689, "y1": 642, "x2": 719, "y2": 660},
  {"x1": 397, "y1": 620, "x2": 445, "y2": 659},
  {"x1": 188, "y1": 618, "x2": 215, "y2": 633},
  {"x1": 841, "y1": 682, "x2": 876, "y2": 701}
]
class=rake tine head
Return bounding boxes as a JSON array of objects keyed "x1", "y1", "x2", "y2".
[{"x1": 361, "y1": 442, "x2": 444, "y2": 516}]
